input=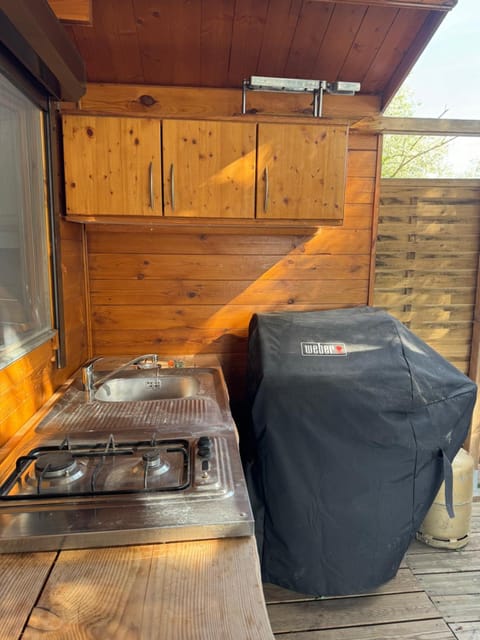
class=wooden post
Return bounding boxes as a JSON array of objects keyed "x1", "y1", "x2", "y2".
[{"x1": 467, "y1": 254, "x2": 480, "y2": 468}]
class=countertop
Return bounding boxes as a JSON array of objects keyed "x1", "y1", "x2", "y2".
[
  {"x1": 0, "y1": 536, "x2": 274, "y2": 639},
  {"x1": 0, "y1": 361, "x2": 273, "y2": 640},
  {"x1": 0, "y1": 359, "x2": 273, "y2": 638}
]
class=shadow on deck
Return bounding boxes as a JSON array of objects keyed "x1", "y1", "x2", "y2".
[{"x1": 264, "y1": 502, "x2": 480, "y2": 639}]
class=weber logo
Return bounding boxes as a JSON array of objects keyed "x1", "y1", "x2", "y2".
[{"x1": 301, "y1": 342, "x2": 347, "y2": 356}]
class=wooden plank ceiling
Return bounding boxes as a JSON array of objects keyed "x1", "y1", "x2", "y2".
[{"x1": 57, "y1": 0, "x2": 456, "y2": 108}]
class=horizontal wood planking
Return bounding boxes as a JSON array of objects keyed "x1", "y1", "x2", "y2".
[
  {"x1": 352, "y1": 115, "x2": 480, "y2": 136},
  {"x1": 407, "y1": 550, "x2": 480, "y2": 574},
  {"x1": 86, "y1": 229, "x2": 371, "y2": 255},
  {"x1": 93, "y1": 303, "x2": 364, "y2": 332},
  {"x1": 347, "y1": 150, "x2": 378, "y2": 178},
  {"x1": 376, "y1": 272, "x2": 478, "y2": 288},
  {"x1": 374, "y1": 291, "x2": 476, "y2": 306},
  {"x1": 374, "y1": 179, "x2": 480, "y2": 384},
  {"x1": 92, "y1": 329, "x2": 250, "y2": 355},
  {"x1": 88, "y1": 227, "x2": 371, "y2": 399},
  {"x1": 405, "y1": 511, "x2": 480, "y2": 636},
  {"x1": 376, "y1": 256, "x2": 478, "y2": 270},
  {"x1": 264, "y1": 568, "x2": 422, "y2": 604},
  {"x1": 376, "y1": 237, "x2": 480, "y2": 252},
  {"x1": 265, "y1": 502, "x2": 479, "y2": 640},
  {"x1": 379, "y1": 207, "x2": 480, "y2": 221},
  {"x1": 450, "y1": 622, "x2": 480, "y2": 639},
  {"x1": 431, "y1": 596, "x2": 480, "y2": 624},
  {"x1": 69, "y1": 84, "x2": 381, "y2": 120},
  {"x1": 89, "y1": 254, "x2": 370, "y2": 281},
  {"x1": 273, "y1": 619, "x2": 455, "y2": 640},
  {"x1": 380, "y1": 179, "x2": 480, "y2": 195},
  {"x1": 267, "y1": 592, "x2": 440, "y2": 634},
  {"x1": 90, "y1": 280, "x2": 369, "y2": 307},
  {"x1": 416, "y1": 571, "x2": 480, "y2": 596},
  {"x1": 0, "y1": 341, "x2": 56, "y2": 446}
]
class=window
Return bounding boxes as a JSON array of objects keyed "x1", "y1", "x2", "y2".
[{"x1": 0, "y1": 71, "x2": 54, "y2": 369}]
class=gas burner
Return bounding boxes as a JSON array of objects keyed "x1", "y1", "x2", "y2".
[
  {"x1": 142, "y1": 449, "x2": 170, "y2": 474},
  {"x1": 27, "y1": 451, "x2": 86, "y2": 489},
  {"x1": 35, "y1": 452, "x2": 77, "y2": 478}
]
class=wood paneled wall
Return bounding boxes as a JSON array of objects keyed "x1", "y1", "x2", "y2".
[
  {"x1": 86, "y1": 132, "x2": 379, "y2": 408},
  {"x1": 0, "y1": 219, "x2": 88, "y2": 446}
]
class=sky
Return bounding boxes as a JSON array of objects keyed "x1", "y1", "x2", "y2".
[{"x1": 391, "y1": 0, "x2": 479, "y2": 173}]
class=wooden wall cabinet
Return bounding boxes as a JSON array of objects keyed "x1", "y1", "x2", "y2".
[
  {"x1": 63, "y1": 115, "x2": 348, "y2": 223},
  {"x1": 63, "y1": 115, "x2": 162, "y2": 215},
  {"x1": 256, "y1": 123, "x2": 348, "y2": 220},
  {"x1": 162, "y1": 119, "x2": 256, "y2": 218}
]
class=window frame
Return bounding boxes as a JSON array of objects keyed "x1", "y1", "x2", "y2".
[{"x1": 0, "y1": 51, "x2": 64, "y2": 370}]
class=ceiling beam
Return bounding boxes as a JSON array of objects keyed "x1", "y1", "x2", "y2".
[
  {"x1": 47, "y1": 0, "x2": 92, "y2": 24},
  {"x1": 0, "y1": 0, "x2": 86, "y2": 100},
  {"x1": 351, "y1": 116, "x2": 480, "y2": 136},
  {"x1": 310, "y1": 0, "x2": 456, "y2": 11}
]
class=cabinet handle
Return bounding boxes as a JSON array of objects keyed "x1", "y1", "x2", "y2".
[
  {"x1": 170, "y1": 163, "x2": 175, "y2": 212},
  {"x1": 148, "y1": 161, "x2": 154, "y2": 209},
  {"x1": 264, "y1": 166, "x2": 269, "y2": 213}
]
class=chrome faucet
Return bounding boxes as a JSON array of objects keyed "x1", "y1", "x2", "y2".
[
  {"x1": 81, "y1": 356, "x2": 105, "y2": 393},
  {"x1": 81, "y1": 354, "x2": 158, "y2": 396}
]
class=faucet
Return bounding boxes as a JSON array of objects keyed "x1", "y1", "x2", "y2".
[{"x1": 81, "y1": 354, "x2": 158, "y2": 396}]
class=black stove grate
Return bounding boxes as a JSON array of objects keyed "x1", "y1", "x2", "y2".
[{"x1": 0, "y1": 435, "x2": 191, "y2": 500}]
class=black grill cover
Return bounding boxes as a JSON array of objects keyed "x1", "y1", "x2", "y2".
[{"x1": 246, "y1": 307, "x2": 476, "y2": 596}]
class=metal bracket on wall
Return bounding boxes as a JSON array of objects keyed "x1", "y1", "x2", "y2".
[{"x1": 241, "y1": 76, "x2": 361, "y2": 118}]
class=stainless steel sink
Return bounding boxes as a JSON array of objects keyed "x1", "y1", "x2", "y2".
[
  {"x1": 94, "y1": 375, "x2": 200, "y2": 402},
  {"x1": 33, "y1": 358, "x2": 233, "y2": 433}
]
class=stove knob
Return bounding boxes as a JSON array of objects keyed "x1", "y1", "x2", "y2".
[
  {"x1": 198, "y1": 446, "x2": 211, "y2": 459},
  {"x1": 198, "y1": 436, "x2": 211, "y2": 448}
]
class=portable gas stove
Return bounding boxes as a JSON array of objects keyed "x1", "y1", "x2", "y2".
[{"x1": 0, "y1": 360, "x2": 253, "y2": 552}]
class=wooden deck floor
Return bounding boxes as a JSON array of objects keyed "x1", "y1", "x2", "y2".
[{"x1": 264, "y1": 501, "x2": 480, "y2": 639}]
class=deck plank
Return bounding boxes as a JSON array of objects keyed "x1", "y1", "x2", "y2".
[
  {"x1": 272, "y1": 619, "x2": 456, "y2": 639},
  {"x1": 267, "y1": 592, "x2": 440, "y2": 634},
  {"x1": 264, "y1": 568, "x2": 422, "y2": 604},
  {"x1": 449, "y1": 621, "x2": 480, "y2": 639},
  {"x1": 431, "y1": 595, "x2": 480, "y2": 624},
  {"x1": 0, "y1": 552, "x2": 56, "y2": 640},
  {"x1": 416, "y1": 571, "x2": 480, "y2": 596},
  {"x1": 407, "y1": 551, "x2": 480, "y2": 574}
]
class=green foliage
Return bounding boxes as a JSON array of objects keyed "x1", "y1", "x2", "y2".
[{"x1": 382, "y1": 87, "x2": 456, "y2": 179}]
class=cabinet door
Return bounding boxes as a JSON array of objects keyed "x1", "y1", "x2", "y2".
[
  {"x1": 63, "y1": 115, "x2": 161, "y2": 215},
  {"x1": 256, "y1": 123, "x2": 348, "y2": 220},
  {"x1": 162, "y1": 120, "x2": 256, "y2": 218}
]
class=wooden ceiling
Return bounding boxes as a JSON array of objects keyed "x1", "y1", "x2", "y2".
[{"x1": 55, "y1": 0, "x2": 455, "y2": 108}]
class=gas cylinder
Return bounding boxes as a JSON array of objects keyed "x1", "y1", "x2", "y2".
[{"x1": 416, "y1": 448, "x2": 475, "y2": 549}]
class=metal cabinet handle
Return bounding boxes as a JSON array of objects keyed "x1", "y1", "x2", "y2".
[
  {"x1": 170, "y1": 163, "x2": 175, "y2": 212},
  {"x1": 148, "y1": 161, "x2": 154, "y2": 209},
  {"x1": 264, "y1": 166, "x2": 269, "y2": 213}
]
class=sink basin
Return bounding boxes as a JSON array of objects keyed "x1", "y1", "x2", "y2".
[{"x1": 94, "y1": 375, "x2": 200, "y2": 403}]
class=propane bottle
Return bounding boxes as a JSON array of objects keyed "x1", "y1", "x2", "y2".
[{"x1": 416, "y1": 448, "x2": 475, "y2": 549}]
